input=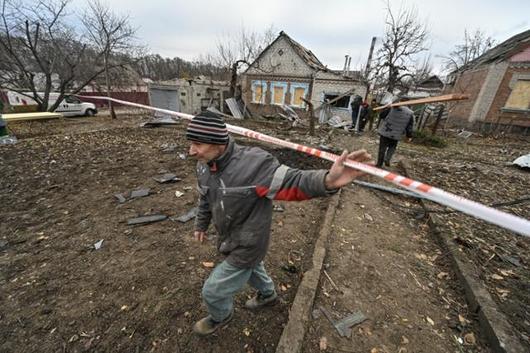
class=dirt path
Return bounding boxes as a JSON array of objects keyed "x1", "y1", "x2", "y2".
[{"x1": 302, "y1": 184, "x2": 490, "y2": 353}]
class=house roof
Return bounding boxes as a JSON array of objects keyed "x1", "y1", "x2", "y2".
[
  {"x1": 460, "y1": 29, "x2": 530, "y2": 70},
  {"x1": 246, "y1": 31, "x2": 328, "y2": 73}
]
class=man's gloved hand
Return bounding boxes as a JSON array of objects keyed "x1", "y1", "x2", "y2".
[{"x1": 194, "y1": 230, "x2": 207, "y2": 243}]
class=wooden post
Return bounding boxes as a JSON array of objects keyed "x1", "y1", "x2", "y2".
[
  {"x1": 431, "y1": 104, "x2": 445, "y2": 135},
  {"x1": 302, "y1": 97, "x2": 315, "y2": 136}
]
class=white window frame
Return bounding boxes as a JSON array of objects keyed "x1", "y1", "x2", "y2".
[{"x1": 251, "y1": 80, "x2": 267, "y2": 104}]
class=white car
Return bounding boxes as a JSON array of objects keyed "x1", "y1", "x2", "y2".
[{"x1": 53, "y1": 95, "x2": 98, "y2": 117}]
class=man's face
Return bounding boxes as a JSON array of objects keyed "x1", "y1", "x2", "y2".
[{"x1": 188, "y1": 141, "x2": 225, "y2": 163}]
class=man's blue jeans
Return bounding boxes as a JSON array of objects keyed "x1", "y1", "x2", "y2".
[{"x1": 201, "y1": 260, "x2": 275, "y2": 322}]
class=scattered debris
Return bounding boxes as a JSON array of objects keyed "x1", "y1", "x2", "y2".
[
  {"x1": 281, "y1": 264, "x2": 298, "y2": 273},
  {"x1": 153, "y1": 173, "x2": 181, "y2": 183},
  {"x1": 327, "y1": 116, "x2": 349, "y2": 129},
  {"x1": 130, "y1": 188, "x2": 150, "y2": 199},
  {"x1": 273, "y1": 204, "x2": 285, "y2": 212},
  {"x1": 94, "y1": 239, "x2": 104, "y2": 250},
  {"x1": 127, "y1": 214, "x2": 167, "y2": 226},
  {"x1": 114, "y1": 188, "x2": 150, "y2": 203},
  {"x1": 425, "y1": 316, "x2": 435, "y2": 326},
  {"x1": 160, "y1": 143, "x2": 178, "y2": 153},
  {"x1": 0, "y1": 135, "x2": 18, "y2": 144},
  {"x1": 464, "y1": 332, "x2": 476, "y2": 345},
  {"x1": 323, "y1": 270, "x2": 340, "y2": 292},
  {"x1": 319, "y1": 306, "x2": 367, "y2": 337},
  {"x1": 178, "y1": 153, "x2": 187, "y2": 160},
  {"x1": 114, "y1": 193, "x2": 127, "y2": 203},
  {"x1": 512, "y1": 154, "x2": 530, "y2": 169},
  {"x1": 0, "y1": 239, "x2": 8, "y2": 250},
  {"x1": 319, "y1": 336, "x2": 328, "y2": 351},
  {"x1": 353, "y1": 180, "x2": 424, "y2": 199},
  {"x1": 174, "y1": 207, "x2": 198, "y2": 223},
  {"x1": 278, "y1": 104, "x2": 303, "y2": 127},
  {"x1": 225, "y1": 98, "x2": 244, "y2": 119},
  {"x1": 174, "y1": 191, "x2": 184, "y2": 198},
  {"x1": 202, "y1": 262, "x2": 215, "y2": 268}
]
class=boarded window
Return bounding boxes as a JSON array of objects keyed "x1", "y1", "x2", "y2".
[
  {"x1": 505, "y1": 80, "x2": 530, "y2": 110},
  {"x1": 273, "y1": 86, "x2": 284, "y2": 104},
  {"x1": 290, "y1": 83, "x2": 309, "y2": 107}
]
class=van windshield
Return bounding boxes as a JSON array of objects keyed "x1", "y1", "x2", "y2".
[{"x1": 64, "y1": 96, "x2": 81, "y2": 104}]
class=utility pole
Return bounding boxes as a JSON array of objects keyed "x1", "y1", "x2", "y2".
[{"x1": 363, "y1": 37, "x2": 377, "y2": 101}]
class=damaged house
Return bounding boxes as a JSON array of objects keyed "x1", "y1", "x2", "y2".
[
  {"x1": 148, "y1": 76, "x2": 230, "y2": 116},
  {"x1": 447, "y1": 29, "x2": 530, "y2": 132},
  {"x1": 241, "y1": 31, "x2": 365, "y2": 122}
]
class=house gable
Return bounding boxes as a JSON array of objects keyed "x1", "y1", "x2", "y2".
[{"x1": 246, "y1": 35, "x2": 315, "y2": 78}]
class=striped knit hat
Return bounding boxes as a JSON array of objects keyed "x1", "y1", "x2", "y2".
[{"x1": 186, "y1": 111, "x2": 229, "y2": 145}]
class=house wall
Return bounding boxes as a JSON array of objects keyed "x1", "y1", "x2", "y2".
[
  {"x1": 312, "y1": 80, "x2": 365, "y2": 121},
  {"x1": 484, "y1": 64, "x2": 530, "y2": 127},
  {"x1": 449, "y1": 67, "x2": 489, "y2": 123}
]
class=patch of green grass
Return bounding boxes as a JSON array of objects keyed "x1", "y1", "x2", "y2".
[{"x1": 412, "y1": 130, "x2": 448, "y2": 148}]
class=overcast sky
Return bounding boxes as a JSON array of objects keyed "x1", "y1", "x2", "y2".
[{"x1": 74, "y1": 0, "x2": 529, "y2": 74}]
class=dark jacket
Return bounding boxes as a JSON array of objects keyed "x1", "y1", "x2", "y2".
[
  {"x1": 378, "y1": 106, "x2": 414, "y2": 141},
  {"x1": 195, "y1": 138, "x2": 335, "y2": 268}
]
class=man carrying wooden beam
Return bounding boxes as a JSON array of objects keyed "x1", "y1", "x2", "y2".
[{"x1": 376, "y1": 97, "x2": 414, "y2": 168}]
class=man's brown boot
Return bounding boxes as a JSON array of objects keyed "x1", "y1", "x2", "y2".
[
  {"x1": 245, "y1": 291, "x2": 278, "y2": 310},
  {"x1": 192, "y1": 312, "x2": 233, "y2": 336}
]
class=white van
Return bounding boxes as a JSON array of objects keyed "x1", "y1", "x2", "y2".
[{"x1": 5, "y1": 91, "x2": 98, "y2": 117}]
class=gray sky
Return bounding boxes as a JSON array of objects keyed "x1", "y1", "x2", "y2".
[{"x1": 75, "y1": 0, "x2": 529, "y2": 73}]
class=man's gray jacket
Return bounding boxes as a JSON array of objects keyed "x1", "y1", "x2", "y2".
[
  {"x1": 195, "y1": 138, "x2": 335, "y2": 268},
  {"x1": 378, "y1": 106, "x2": 414, "y2": 141}
]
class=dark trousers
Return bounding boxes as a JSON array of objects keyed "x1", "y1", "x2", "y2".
[{"x1": 377, "y1": 135, "x2": 398, "y2": 167}]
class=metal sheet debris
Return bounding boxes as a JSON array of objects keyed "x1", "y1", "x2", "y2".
[
  {"x1": 512, "y1": 154, "x2": 530, "y2": 169},
  {"x1": 225, "y1": 98, "x2": 244, "y2": 119},
  {"x1": 153, "y1": 173, "x2": 181, "y2": 183},
  {"x1": 318, "y1": 306, "x2": 367, "y2": 337},
  {"x1": 127, "y1": 214, "x2": 167, "y2": 225},
  {"x1": 354, "y1": 180, "x2": 424, "y2": 199},
  {"x1": 94, "y1": 239, "x2": 104, "y2": 250},
  {"x1": 114, "y1": 193, "x2": 127, "y2": 203},
  {"x1": 174, "y1": 207, "x2": 198, "y2": 223},
  {"x1": 141, "y1": 116, "x2": 179, "y2": 127},
  {"x1": 130, "y1": 189, "x2": 150, "y2": 199}
]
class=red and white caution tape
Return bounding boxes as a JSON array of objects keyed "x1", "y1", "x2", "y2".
[{"x1": 80, "y1": 96, "x2": 530, "y2": 237}]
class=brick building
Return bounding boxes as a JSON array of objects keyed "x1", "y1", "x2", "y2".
[
  {"x1": 447, "y1": 29, "x2": 530, "y2": 132},
  {"x1": 241, "y1": 31, "x2": 365, "y2": 121}
]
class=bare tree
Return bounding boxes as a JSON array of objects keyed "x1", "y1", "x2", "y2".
[
  {"x1": 0, "y1": 0, "x2": 140, "y2": 113},
  {"x1": 203, "y1": 24, "x2": 277, "y2": 97},
  {"x1": 83, "y1": 0, "x2": 140, "y2": 119},
  {"x1": 373, "y1": 2, "x2": 429, "y2": 93},
  {"x1": 442, "y1": 29, "x2": 495, "y2": 73}
]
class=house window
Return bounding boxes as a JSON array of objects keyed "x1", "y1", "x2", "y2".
[
  {"x1": 323, "y1": 93, "x2": 350, "y2": 109},
  {"x1": 271, "y1": 82, "x2": 288, "y2": 105},
  {"x1": 251, "y1": 80, "x2": 267, "y2": 104},
  {"x1": 290, "y1": 83, "x2": 309, "y2": 108},
  {"x1": 504, "y1": 79, "x2": 530, "y2": 110}
]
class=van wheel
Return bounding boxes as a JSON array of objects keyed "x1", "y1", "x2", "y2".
[{"x1": 85, "y1": 109, "x2": 96, "y2": 117}]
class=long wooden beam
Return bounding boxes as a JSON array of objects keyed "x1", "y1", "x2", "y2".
[{"x1": 373, "y1": 93, "x2": 469, "y2": 111}]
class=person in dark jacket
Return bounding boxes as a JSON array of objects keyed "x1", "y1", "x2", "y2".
[
  {"x1": 376, "y1": 103, "x2": 414, "y2": 167},
  {"x1": 186, "y1": 111, "x2": 373, "y2": 335}
]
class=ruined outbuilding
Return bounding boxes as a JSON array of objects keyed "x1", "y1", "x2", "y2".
[
  {"x1": 447, "y1": 29, "x2": 530, "y2": 132},
  {"x1": 241, "y1": 31, "x2": 365, "y2": 122}
]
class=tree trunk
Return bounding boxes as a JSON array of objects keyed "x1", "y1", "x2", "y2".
[
  {"x1": 431, "y1": 104, "x2": 445, "y2": 135},
  {"x1": 104, "y1": 55, "x2": 117, "y2": 119}
]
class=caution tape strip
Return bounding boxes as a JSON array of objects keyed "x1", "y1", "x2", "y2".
[{"x1": 79, "y1": 96, "x2": 530, "y2": 237}]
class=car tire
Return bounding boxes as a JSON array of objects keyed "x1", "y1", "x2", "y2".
[{"x1": 85, "y1": 109, "x2": 96, "y2": 117}]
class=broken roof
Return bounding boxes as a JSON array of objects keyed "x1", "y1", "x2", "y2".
[{"x1": 459, "y1": 29, "x2": 530, "y2": 71}]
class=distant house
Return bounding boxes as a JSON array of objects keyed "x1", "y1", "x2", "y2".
[
  {"x1": 447, "y1": 29, "x2": 530, "y2": 132},
  {"x1": 241, "y1": 31, "x2": 365, "y2": 121},
  {"x1": 407, "y1": 75, "x2": 444, "y2": 98},
  {"x1": 148, "y1": 76, "x2": 230, "y2": 115}
]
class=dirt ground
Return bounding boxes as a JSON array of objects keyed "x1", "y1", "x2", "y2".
[{"x1": 1, "y1": 111, "x2": 528, "y2": 352}]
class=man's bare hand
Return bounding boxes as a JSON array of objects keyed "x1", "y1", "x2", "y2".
[
  {"x1": 194, "y1": 230, "x2": 207, "y2": 243},
  {"x1": 325, "y1": 149, "x2": 374, "y2": 190}
]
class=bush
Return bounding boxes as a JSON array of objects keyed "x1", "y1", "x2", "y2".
[
  {"x1": 412, "y1": 130, "x2": 448, "y2": 148},
  {"x1": 10, "y1": 105, "x2": 39, "y2": 113}
]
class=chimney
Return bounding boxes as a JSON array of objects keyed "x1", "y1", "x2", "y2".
[
  {"x1": 346, "y1": 56, "x2": 352, "y2": 76},
  {"x1": 343, "y1": 55, "x2": 349, "y2": 75}
]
